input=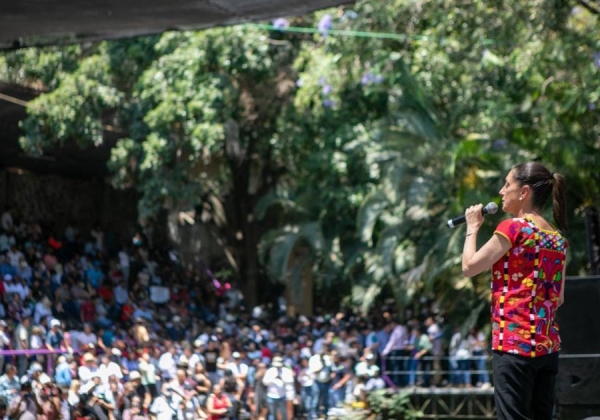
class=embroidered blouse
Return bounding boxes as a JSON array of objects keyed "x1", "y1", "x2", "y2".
[{"x1": 491, "y1": 218, "x2": 567, "y2": 357}]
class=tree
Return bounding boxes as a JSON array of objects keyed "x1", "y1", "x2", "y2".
[
  {"x1": 1, "y1": 0, "x2": 598, "y2": 315},
  {"x1": 275, "y1": 0, "x2": 600, "y2": 320}
]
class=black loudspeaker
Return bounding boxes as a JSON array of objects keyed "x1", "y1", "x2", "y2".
[
  {"x1": 555, "y1": 277, "x2": 600, "y2": 418},
  {"x1": 584, "y1": 207, "x2": 600, "y2": 276}
]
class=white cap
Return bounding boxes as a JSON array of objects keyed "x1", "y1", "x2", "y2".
[
  {"x1": 39, "y1": 374, "x2": 52, "y2": 385},
  {"x1": 129, "y1": 371, "x2": 141, "y2": 380},
  {"x1": 50, "y1": 319, "x2": 61, "y2": 328}
]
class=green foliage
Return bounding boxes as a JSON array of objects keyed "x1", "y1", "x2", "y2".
[
  {"x1": 19, "y1": 50, "x2": 122, "y2": 155},
  {"x1": 0, "y1": 0, "x2": 598, "y2": 311},
  {"x1": 0, "y1": 45, "x2": 80, "y2": 89},
  {"x1": 365, "y1": 389, "x2": 422, "y2": 420}
]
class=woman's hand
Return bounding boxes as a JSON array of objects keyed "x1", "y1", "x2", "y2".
[{"x1": 465, "y1": 204, "x2": 484, "y2": 234}]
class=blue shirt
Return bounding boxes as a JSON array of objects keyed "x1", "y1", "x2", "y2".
[
  {"x1": 54, "y1": 362, "x2": 72, "y2": 387},
  {"x1": 86, "y1": 267, "x2": 104, "y2": 290},
  {"x1": 0, "y1": 373, "x2": 20, "y2": 401},
  {"x1": 375, "y1": 329, "x2": 390, "y2": 355}
]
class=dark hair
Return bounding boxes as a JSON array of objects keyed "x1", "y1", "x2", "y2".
[{"x1": 512, "y1": 162, "x2": 568, "y2": 232}]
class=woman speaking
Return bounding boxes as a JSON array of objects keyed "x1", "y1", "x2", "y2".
[{"x1": 461, "y1": 162, "x2": 567, "y2": 420}]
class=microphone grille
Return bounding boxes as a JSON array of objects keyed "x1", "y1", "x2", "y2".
[{"x1": 485, "y1": 202, "x2": 499, "y2": 214}]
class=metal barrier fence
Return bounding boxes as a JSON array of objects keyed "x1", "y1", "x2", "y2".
[
  {"x1": 380, "y1": 353, "x2": 600, "y2": 389},
  {"x1": 379, "y1": 353, "x2": 600, "y2": 419}
]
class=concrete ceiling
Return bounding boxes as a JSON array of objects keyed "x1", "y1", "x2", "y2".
[{"x1": 0, "y1": 0, "x2": 350, "y2": 49}]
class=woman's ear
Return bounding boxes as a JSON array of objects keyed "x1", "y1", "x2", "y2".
[{"x1": 520, "y1": 184, "x2": 531, "y2": 201}]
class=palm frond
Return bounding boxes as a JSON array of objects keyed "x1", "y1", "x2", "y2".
[
  {"x1": 254, "y1": 191, "x2": 308, "y2": 221},
  {"x1": 356, "y1": 191, "x2": 389, "y2": 244}
]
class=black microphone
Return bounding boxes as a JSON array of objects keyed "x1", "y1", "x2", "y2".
[{"x1": 446, "y1": 202, "x2": 498, "y2": 228}]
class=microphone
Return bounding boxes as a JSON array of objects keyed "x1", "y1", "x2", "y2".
[{"x1": 446, "y1": 202, "x2": 498, "y2": 228}]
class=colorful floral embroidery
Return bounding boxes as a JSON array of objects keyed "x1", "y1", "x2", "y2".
[{"x1": 491, "y1": 218, "x2": 567, "y2": 357}]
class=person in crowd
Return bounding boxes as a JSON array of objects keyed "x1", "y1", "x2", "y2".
[
  {"x1": 13, "y1": 316, "x2": 31, "y2": 376},
  {"x1": 297, "y1": 357, "x2": 316, "y2": 420},
  {"x1": 468, "y1": 327, "x2": 491, "y2": 388},
  {"x1": 206, "y1": 383, "x2": 231, "y2": 420},
  {"x1": 8, "y1": 381, "x2": 42, "y2": 420},
  {"x1": 329, "y1": 354, "x2": 351, "y2": 410},
  {"x1": 309, "y1": 346, "x2": 333, "y2": 420},
  {"x1": 54, "y1": 356, "x2": 72, "y2": 388},
  {"x1": 138, "y1": 352, "x2": 158, "y2": 403},
  {"x1": 449, "y1": 329, "x2": 472, "y2": 388},
  {"x1": 149, "y1": 382, "x2": 183, "y2": 420},
  {"x1": 425, "y1": 316, "x2": 444, "y2": 387},
  {"x1": 380, "y1": 319, "x2": 408, "y2": 386},
  {"x1": 448, "y1": 327, "x2": 462, "y2": 387},
  {"x1": 0, "y1": 208, "x2": 501, "y2": 420},
  {"x1": 262, "y1": 356, "x2": 294, "y2": 420},
  {"x1": 122, "y1": 394, "x2": 149, "y2": 420},
  {"x1": 0, "y1": 321, "x2": 9, "y2": 374},
  {"x1": 412, "y1": 325, "x2": 433, "y2": 387},
  {"x1": 0, "y1": 364, "x2": 20, "y2": 403},
  {"x1": 250, "y1": 362, "x2": 268, "y2": 420}
]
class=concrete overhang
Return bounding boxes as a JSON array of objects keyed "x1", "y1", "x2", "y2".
[{"x1": 1, "y1": 0, "x2": 351, "y2": 49}]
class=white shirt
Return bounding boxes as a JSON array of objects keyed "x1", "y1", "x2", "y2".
[
  {"x1": 7, "y1": 250, "x2": 23, "y2": 267},
  {"x1": 262, "y1": 367, "x2": 295, "y2": 400},
  {"x1": 13, "y1": 324, "x2": 28, "y2": 349},
  {"x1": 355, "y1": 361, "x2": 380, "y2": 378},
  {"x1": 158, "y1": 352, "x2": 177, "y2": 379},
  {"x1": 34, "y1": 302, "x2": 52, "y2": 325},
  {"x1": 300, "y1": 347, "x2": 312, "y2": 360},
  {"x1": 298, "y1": 367, "x2": 315, "y2": 387},
  {"x1": 308, "y1": 354, "x2": 332, "y2": 377},
  {"x1": 30, "y1": 334, "x2": 43, "y2": 350},
  {"x1": 0, "y1": 330, "x2": 11, "y2": 347},
  {"x1": 150, "y1": 395, "x2": 183, "y2": 420},
  {"x1": 187, "y1": 353, "x2": 204, "y2": 373},
  {"x1": 78, "y1": 366, "x2": 97, "y2": 384},
  {"x1": 138, "y1": 359, "x2": 157, "y2": 384},
  {"x1": 98, "y1": 362, "x2": 123, "y2": 384},
  {"x1": 226, "y1": 361, "x2": 248, "y2": 379}
]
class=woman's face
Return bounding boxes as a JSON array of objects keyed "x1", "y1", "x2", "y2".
[{"x1": 499, "y1": 170, "x2": 523, "y2": 215}]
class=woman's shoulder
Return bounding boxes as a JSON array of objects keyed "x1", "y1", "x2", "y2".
[{"x1": 496, "y1": 217, "x2": 528, "y2": 229}]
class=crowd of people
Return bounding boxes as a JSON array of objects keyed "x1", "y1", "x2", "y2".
[{"x1": 0, "y1": 206, "x2": 492, "y2": 420}]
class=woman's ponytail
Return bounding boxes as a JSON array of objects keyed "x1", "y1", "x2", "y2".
[{"x1": 552, "y1": 172, "x2": 568, "y2": 233}]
